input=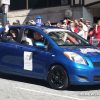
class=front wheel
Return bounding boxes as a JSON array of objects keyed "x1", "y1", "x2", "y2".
[{"x1": 47, "y1": 65, "x2": 69, "y2": 90}]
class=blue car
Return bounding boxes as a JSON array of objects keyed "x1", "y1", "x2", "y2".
[{"x1": 0, "y1": 25, "x2": 100, "y2": 90}]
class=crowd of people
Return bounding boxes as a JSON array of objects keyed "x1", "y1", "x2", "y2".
[
  {"x1": 1, "y1": 17, "x2": 100, "y2": 47},
  {"x1": 47, "y1": 18, "x2": 100, "y2": 47}
]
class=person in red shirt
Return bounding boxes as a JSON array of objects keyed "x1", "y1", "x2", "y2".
[
  {"x1": 95, "y1": 20, "x2": 100, "y2": 39},
  {"x1": 94, "y1": 20, "x2": 100, "y2": 48}
]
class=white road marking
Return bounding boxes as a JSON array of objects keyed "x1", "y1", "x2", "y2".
[{"x1": 15, "y1": 87, "x2": 86, "y2": 100}]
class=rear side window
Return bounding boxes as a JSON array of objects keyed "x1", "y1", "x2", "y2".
[{"x1": 8, "y1": 28, "x2": 21, "y2": 42}]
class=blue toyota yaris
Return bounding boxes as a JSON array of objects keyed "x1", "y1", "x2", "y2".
[{"x1": 0, "y1": 25, "x2": 100, "y2": 90}]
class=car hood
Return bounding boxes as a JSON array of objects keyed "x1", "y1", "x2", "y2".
[{"x1": 61, "y1": 46, "x2": 100, "y2": 62}]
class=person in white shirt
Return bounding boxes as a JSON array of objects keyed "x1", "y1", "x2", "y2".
[
  {"x1": 78, "y1": 21, "x2": 88, "y2": 40},
  {"x1": 78, "y1": 25, "x2": 86, "y2": 39}
]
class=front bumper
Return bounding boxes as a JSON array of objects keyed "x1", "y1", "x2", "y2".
[{"x1": 69, "y1": 64, "x2": 100, "y2": 85}]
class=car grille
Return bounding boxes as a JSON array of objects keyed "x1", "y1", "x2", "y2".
[
  {"x1": 94, "y1": 76, "x2": 100, "y2": 81},
  {"x1": 93, "y1": 62, "x2": 100, "y2": 67}
]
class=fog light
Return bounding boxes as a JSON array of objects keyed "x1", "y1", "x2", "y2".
[{"x1": 78, "y1": 76, "x2": 88, "y2": 82}]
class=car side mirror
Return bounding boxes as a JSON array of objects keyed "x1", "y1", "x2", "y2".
[{"x1": 34, "y1": 42, "x2": 45, "y2": 49}]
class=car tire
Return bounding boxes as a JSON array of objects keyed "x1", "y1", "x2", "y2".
[{"x1": 47, "y1": 65, "x2": 69, "y2": 90}]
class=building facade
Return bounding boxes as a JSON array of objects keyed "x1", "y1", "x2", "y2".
[
  {"x1": 2, "y1": 0, "x2": 100, "y2": 24},
  {"x1": 9, "y1": 0, "x2": 70, "y2": 10},
  {"x1": 71, "y1": 0, "x2": 100, "y2": 23}
]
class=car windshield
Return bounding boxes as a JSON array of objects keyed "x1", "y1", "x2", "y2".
[{"x1": 45, "y1": 29, "x2": 90, "y2": 46}]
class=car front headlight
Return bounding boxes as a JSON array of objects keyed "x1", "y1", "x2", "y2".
[{"x1": 64, "y1": 52, "x2": 87, "y2": 65}]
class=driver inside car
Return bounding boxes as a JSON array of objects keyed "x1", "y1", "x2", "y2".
[{"x1": 34, "y1": 32, "x2": 43, "y2": 42}]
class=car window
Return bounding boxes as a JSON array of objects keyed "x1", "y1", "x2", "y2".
[
  {"x1": 7, "y1": 28, "x2": 21, "y2": 42},
  {"x1": 22, "y1": 28, "x2": 49, "y2": 49},
  {"x1": 0, "y1": 27, "x2": 21, "y2": 43}
]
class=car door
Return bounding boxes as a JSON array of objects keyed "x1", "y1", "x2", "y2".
[
  {"x1": 15, "y1": 28, "x2": 52, "y2": 79},
  {"x1": 0, "y1": 27, "x2": 23, "y2": 73}
]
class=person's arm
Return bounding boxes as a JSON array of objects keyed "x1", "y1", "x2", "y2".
[
  {"x1": 67, "y1": 35, "x2": 78, "y2": 44},
  {"x1": 95, "y1": 24, "x2": 98, "y2": 34}
]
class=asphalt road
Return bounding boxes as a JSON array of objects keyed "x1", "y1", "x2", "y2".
[{"x1": 0, "y1": 73, "x2": 100, "y2": 100}]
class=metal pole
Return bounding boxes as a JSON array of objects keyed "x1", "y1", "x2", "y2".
[
  {"x1": 3, "y1": 13, "x2": 7, "y2": 27},
  {"x1": 26, "y1": 0, "x2": 28, "y2": 9},
  {"x1": 2, "y1": 4, "x2": 7, "y2": 27},
  {"x1": 1, "y1": 0, "x2": 10, "y2": 27}
]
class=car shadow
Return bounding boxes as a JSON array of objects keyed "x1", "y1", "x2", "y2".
[
  {"x1": 68, "y1": 85, "x2": 100, "y2": 91},
  {"x1": 0, "y1": 72, "x2": 100, "y2": 91},
  {"x1": 0, "y1": 72, "x2": 50, "y2": 88}
]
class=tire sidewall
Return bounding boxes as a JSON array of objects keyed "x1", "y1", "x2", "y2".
[{"x1": 48, "y1": 65, "x2": 69, "y2": 90}]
